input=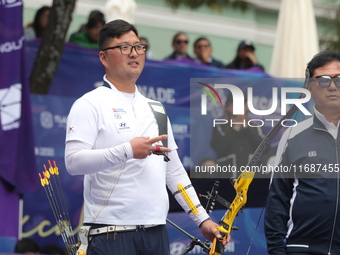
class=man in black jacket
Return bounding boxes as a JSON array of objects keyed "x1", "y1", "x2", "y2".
[{"x1": 265, "y1": 51, "x2": 340, "y2": 255}]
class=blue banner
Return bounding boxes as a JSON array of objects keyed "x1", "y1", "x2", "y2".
[
  {"x1": 0, "y1": 1, "x2": 37, "y2": 193},
  {"x1": 25, "y1": 41, "x2": 270, "y2": 105}
]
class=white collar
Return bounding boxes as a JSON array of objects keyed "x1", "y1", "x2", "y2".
[
  {"x1": 314, "y1": 106, "x2": 339, "y2": 139},
  {"x1": 103, "y1": 75, "x2": 137, "y2": 100}
]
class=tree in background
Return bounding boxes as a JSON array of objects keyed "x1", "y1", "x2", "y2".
[
  {"x1": 30, "y1": 0, "x2": 76, "y2": 94},
  {"x1": 319, "y1": 2, "x2": 340, "y2": 52}
]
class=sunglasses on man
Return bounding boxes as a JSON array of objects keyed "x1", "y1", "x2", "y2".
[{"x1": 309, "y1": 75, "x2": 340, "y2": 87}]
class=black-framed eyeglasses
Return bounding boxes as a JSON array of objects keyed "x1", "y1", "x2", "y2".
[
  {"x1": 309, "y1": 75, "x2": 340, "y2": 87},
  {"x1": 101, "y1": 44, "x2": 147, "y2": 55}
]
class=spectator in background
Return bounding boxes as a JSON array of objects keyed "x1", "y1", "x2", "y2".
[
  {"x1": 140, "y1": 36, "x2": 153, "y2": 59},
  {"x1": 69, "y1": 10, "x2": 105, "y2": 42},
  {"x1": 193, "y1": 37, "x2": 224, "y2": 68},
  {"x1": 69, "y1": 16, "x2": 106, "y2": 50},
  {"x1": 164, "y1": 32, "x2": 193, "y2": 60},
  {"x1": 24, "y1": 6, "x2": 51, "y2": 41},
  {"x1": 14, "y1": 238, "x2": 40, "y2": 254},
  {"x1": 225, "y1": 40, "x2": 265, "y2": 71}
]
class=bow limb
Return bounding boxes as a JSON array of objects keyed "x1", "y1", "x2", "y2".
[
  {"x1": 209, "y1": 71, "x2": 311, "y2": 255},
  {"x1": 209, "y1": 171, "x2": 255, "y2": 255},
  {"x1": 209, "y1": 107, "x2": 302, "y2": 255}
]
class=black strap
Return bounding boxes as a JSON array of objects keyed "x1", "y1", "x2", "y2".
[
  {"x1": 102, "y1": 81, "x2": 111, "y2": 89},
  {"x1": 147, "y1": 102, "x2": 168, "y2": 148},
  {"x1": 102, "y1": 81, "x2": 168, "y2": 148}
]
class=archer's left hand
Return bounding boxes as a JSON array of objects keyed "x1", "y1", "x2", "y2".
[{"x1": 199, "y1": 220, "x2": 230, "y2": 245}]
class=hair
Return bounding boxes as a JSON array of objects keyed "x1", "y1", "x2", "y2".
[
  {"x1": 139, "y1": 37, "x2": 149, "y2": 50},
  {"x1": 225, "y1": 91, "x2": 247, "y2": 106},
  {"x1": 32, "y1": 6, "x2": 51, "y2": 38},
  {"x1": 139, "y1": 36, "x2": 148, "y2": 43},
  {"x1": 198, "y1": 157, "x2": 216, "y2": 167},
  {"x1": 307, "y1": 51, "x2": 340, "y2": 77},
  {"x1": 88, "y1": 10, "x2": 104, "y2": 20},
  {"x1": 193, "y1": 37, "x2": 210, "y2": 48},
  {"x1": 15, "y1": 238, "x2": 40, "y2": 254},
  {"x1": 85, "y1": 16, "x2": 106, "y2": 29},
  {"x1": 98, "y1": 19, "x2": 138, "y2": 50},
  {"x1": 224, "y1": 91, "x2": 247, "y2": 121},
  {"x1": 172, "y1": 32, "x2": 187, "y2": 44}
]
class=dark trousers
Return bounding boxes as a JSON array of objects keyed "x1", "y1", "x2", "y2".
[
  {"x1": 287, "y1": 253, "x2": 313, "y2": 255},
  {"x1": 87, "y1": 225, "x2": 170, "y2": 255},
  {"x1": 287, "y1": 253, "x2": 311, "y2": 255}
]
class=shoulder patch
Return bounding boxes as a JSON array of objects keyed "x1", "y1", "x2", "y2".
[{"x1": 150, "y1": 104, "x2": 165, "y2": 114}]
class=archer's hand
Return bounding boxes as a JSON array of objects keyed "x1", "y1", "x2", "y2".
[
  {"x1": 199, "y1": 220, "x2": 230, "y2": 245},
  {"x1": 130, "y1": 135, "x2": 171, "y2": 159}
]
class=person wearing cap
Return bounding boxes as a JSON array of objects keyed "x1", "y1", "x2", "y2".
[
  {"x1": 193, "y1": 37, "x2": 224, "y2": 68},
  {"x1": 164, "y1": 32, "x2": 194, "y2": 60},
  {"x1": 225, "y1": 40, "x2": 264, "y2": 70}
]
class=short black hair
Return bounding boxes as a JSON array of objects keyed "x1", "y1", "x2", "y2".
[
  {"x1": 88, "y1": 10, "x2": 104, "y2": 20},
  {"x1": 307, "y1": 51, "x2": 340, "y2": 78},
  {"x1": 139, "y1": 36, "x2": 148, "y2": 43},
  {"x1": 98, "y1": 19, "x2": 138, "y2": 50},
  {"x1": 225, "y1": 90, "x2": 247, "y2": 106},
  {"x1": 193, "y1": 37, "x2": 210, "y2": 48},
  {"x1": 15, "y1": 238, "x2": 40, "y2": 254},
  {"x1": 85, "y1": 16, "x2": 105, "y2": 29}
]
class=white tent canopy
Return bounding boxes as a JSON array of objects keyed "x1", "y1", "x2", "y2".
[
  {"x1": 105, "y1": 0, "x2": 137, "y2": 23},
  {"x1": 270, "y1": 0, "x2": 319, "y2": 78}
]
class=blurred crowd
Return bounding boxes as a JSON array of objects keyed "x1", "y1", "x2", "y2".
[{"x1": 24, "y1": 6, "x2": 265, "y2": 71}]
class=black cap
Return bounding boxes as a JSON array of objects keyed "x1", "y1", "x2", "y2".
[{"x1": 237, "y1": 40, "x2": 255, "y2": 51}]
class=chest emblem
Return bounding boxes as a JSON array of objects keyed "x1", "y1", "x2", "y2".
[
  {"x1": 308, "y1": 151, "x2": 317, "y2": 157},
  {"x1": 112, "y1": 108, "x2": 127, "y2": 113},
  {"x1": 112, "y1": 108, "x2": 127, "y2": 119},
  {"x1": 118, "y1": 122, "x2": 131, "y2": 132},
  {"x1": 114, "y1": 113, "x2": 122, "y2": 119}
]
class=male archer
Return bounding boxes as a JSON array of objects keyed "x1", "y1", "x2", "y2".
[{"x1": 64, "y1": 19, "x2": 228, "y2": 254}]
